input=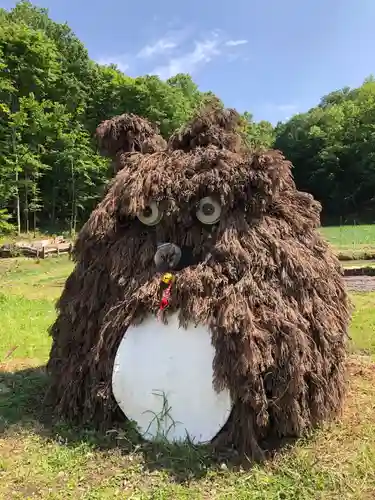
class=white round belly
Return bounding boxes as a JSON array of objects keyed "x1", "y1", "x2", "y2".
[{"x1": 112, "y1": 312, "x2": 232, "y2": 444}]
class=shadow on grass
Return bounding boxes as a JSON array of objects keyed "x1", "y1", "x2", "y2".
[{"x1": 0, "y1": 365, "x2": 294, "y2": 482}]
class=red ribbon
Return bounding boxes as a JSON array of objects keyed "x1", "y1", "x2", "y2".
[{"x1": 157, "y1": 282, "x2": 172, "y2": 319}]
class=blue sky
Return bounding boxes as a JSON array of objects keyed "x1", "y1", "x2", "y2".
[{"x1": 2, "y1": 0, "x2": 375, "y2": 124}]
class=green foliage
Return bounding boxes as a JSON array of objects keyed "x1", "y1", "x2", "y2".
[
  {"x1": 0, "y1": 209, "x2": 14, "y2": 234},
  {"x1": 241, "y1": 111, "x2": 275, "y2": 150},
  {"x1": 0, "y1": 0, "x2": 276, "y2": 235},
  {"x1": 275, "y1": 79, "x2": 375, "y2": 222},
  {"x1": 0, "y1": 1, "x2": 275, "y2": 234},
  {"x1": 3, "y1": 0, "x2": 375, "y2": 231},
  {"x1": 0, "y1": 2, "x2": 231, "y2": 233}
]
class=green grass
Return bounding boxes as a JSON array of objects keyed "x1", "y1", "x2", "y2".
[
  {"x1": 341, "y1": 260, "x2": 375, "y2": 269},
  {"x1": 349, "y1": 293, "x2": 375, "y2": 355},
  {"x1": 320, "y1": 224, "x2": 375, "y2": 259},
  {"x1": 0, "y1": 257, "x2": 375, "y2": 499},
  {"x1": 0, "y1": 256, "x2": 73, "y2": 300},
  {"x1": 2, "y1": 223, "x2": 375, "y2": 260},
  {"x1": 0, "y1": 230, "x2": 73, "y2": 246},
  {"x1": 0, "y1": 294, "x2": 55, "y2": 361}
]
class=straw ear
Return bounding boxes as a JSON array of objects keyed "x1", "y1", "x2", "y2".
[
  {"x1": 95, "y1": 113, "x2": 166, "y2": 158},
  {"x1": 168, "y1": 103, "x2": 246, "y2": 154}
]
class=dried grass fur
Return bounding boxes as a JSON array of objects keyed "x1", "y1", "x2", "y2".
[
  {"x1": 96, "y1": 113, "x2": 167, "y2": 157},
  {"x1": 47, "y1": 105, "x2": 351, "y2": 461},
  {"x1": 168, "y1": 103, "x2": 245, "y2": 153}
]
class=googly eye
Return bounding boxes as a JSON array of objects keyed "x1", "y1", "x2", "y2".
[
  {"x1": 196, "y1": 197, "x2": 222, "y2": 225},
  {"x1": 137, "y1": 201, "x2": 163, "y2": 226}
]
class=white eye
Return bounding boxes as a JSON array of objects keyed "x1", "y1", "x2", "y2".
[
  {"x1": 137, "y1": 201, "x2": 163, "y2": 226},
  {"x1": 196, "y1": 197, "x2": 222, "y2": 225}
]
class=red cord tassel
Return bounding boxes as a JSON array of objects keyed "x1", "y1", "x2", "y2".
[{"x1": 157, "y1": 282, "x2": 172, "y2": 320}]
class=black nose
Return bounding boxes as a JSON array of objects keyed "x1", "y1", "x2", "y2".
[{"x1": 154, "y1": 243, "x2": 182, "y2": 272}]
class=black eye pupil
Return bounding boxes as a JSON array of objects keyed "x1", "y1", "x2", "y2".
[
  {"x1": 143, "y1": 206, "x2": 152, "y2": 218},
  {"x1": 202, "y1": 203, "x2": 214, "y2": 216}
]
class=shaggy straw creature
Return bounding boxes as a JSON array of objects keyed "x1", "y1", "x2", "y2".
[
  {"x1": 47, "y1": 105, "x2": 351, "y2": 460},
  {"x1": 96, "y1": 113, "x2": 167, "y2": 172}
]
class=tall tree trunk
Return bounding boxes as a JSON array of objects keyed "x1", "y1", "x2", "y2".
[
  {"x1": 51, "y1": 186, "x2": 56, "y2": 226},
  {"x1": 51, "y1": 163, "x2": 58, "y2": 227},
  {"x1": 33, "y1": 209, "x2": 37, "y2": 238},
  {"x1": 11, "y1": 94, "x2": 21, "y2": 235},
  {"x1": 13, "y1": 131, "x2": 21, "y2": 236},
  {"x1": 25, "y1": 172, "x2": 29, "y2": 234},
  {"x1": 15, "y1": 171, "x2": 21, "y2": 235},
  {"x1": 70, "y1": 157, "x2": 75, "y2": 236}
]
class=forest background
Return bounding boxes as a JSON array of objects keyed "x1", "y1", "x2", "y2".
[{"x1": 1, "y1": 1, "x2": 374, "y2": 235}]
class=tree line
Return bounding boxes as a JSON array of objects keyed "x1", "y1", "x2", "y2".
[
  {"x1": 275, "y1": 79, "x2": 375, "y2": 224},
  {"x1": 0, "y1": 1, "x2": 374, "y2": 236}
]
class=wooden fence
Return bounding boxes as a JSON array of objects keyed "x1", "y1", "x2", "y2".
[{"x1": 0, "y1": 239, "x2": 72, "y2": 259}]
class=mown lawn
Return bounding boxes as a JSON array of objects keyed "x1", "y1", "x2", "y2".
[
  {"x1": 0, "y1": 257, "x2": 375, "y2": 499},
  {"x1": 320, "y1": 224, "x2": 375, "y2": 259},
  {"x1": 2, "y1": 223, "x2": 375, "y2": 259}
]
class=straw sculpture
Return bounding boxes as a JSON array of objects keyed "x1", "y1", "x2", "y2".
[{"x1": 47, "y1": 103, "x2": 351, "y2": 460}]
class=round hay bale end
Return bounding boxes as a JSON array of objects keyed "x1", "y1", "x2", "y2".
[
  {"x1": 46, "y1": 106, "x2": 351, "y2": 461},
  {"x1": 112, "y1": 312, "x2": 232, "y2": 443}
]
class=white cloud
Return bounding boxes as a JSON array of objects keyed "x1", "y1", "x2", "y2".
[
  {"x1": 137, "y1": 38, "x2": 178, "y2": 59},
  {"x1": 266, "y1": 103, "x2": 299, "y2": 123},
  {"x1": 261, "y1": 103, "x2": 300, "y2": 124},
  {"x1": 96, "y1": 56, "x2": 129, "y2": 73},
  {"x1": 152, "y1": 37, "x2": 221, "y2": 80},
  {"x1": 275, "y1": 104, "x2": 297, "y2": 113},
  {"x1": 137, "y1": 29, "x2": 190, "y2": 59},
  {"x1": 95, "y1": 30, "x2": 248, "y2": 79},
  {"x1": 225, "y1": 39, "x2": 248, "y2": 47}
]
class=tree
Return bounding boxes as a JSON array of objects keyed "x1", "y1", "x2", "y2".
[
  {"x1": 275, "y1": 78, "x2": 375, "y2": 222},
  {"x1": 6, "y1": 0, "x2": 95, "y2": 114},
  {"x1": 241, "y1": 111, "x2": 274, "y2": 150},
  {"x1": 4, "y1": 0, "x2": 375, "y2": 230}
]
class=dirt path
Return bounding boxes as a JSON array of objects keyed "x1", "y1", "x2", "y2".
[{"x1": 344, "y1": 276, "x2": 375, "y2": 292}]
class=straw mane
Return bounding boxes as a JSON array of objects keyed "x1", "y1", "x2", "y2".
[
  {"x1": 47, "y1": 104, "x2": 351, "y2": 460},
  {"x1": 168, "y1": 104, "x2": 245, "y2": 153},
  {"x1": 96, "y1": 113, "x2": 167, "y2": 172}
]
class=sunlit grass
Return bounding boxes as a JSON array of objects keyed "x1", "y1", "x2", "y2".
[
  {"x1": 320, "y1": 224, "x2": 375, "y2": 259},
  {"x1": 0, "y1": 255, "x2": 73, "y2": 300},
  {"x1": 0, "y1": 257, "x2": 374, "y2": 499}
]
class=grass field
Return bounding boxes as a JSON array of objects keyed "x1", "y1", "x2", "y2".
[
  {"x1": 2, "y1": 223, "x2": 375, "y2": 261},
  {"x1": 320, "y1": 224, "x2": 375, "y2": 259},
  {"x1": 0, "y1": 256, "x2": 375, "y2": 499}
]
